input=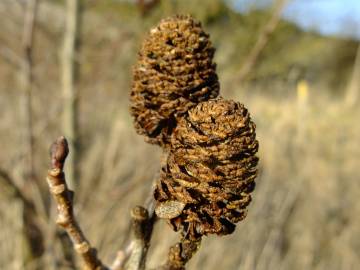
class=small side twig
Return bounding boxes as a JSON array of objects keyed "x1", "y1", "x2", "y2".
[
  {"x1": 126, "y1": 206, "x2": 155, "y2": 270},
  {"x1": 46, "y1": 136, "x2": 108, "y2": 270},
  {"x1": 111, "y1": 175, "x2": 158, "y2": 270},
  {"x1": 161, "y1": 238, "x2": 201, "y2": 270},
  {"x1": 112, "y1": 202, "x2": 156, "y2": 270}
]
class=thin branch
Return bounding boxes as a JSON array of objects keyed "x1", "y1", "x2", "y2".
[
  {"x1": 0, "y1": 45, "x2": 23, "y2": 68},
  {"x1": 22, "y1": 0, "x2": 38, "y2": 50},
  {"x1": 237, "y1": 0, "x2": 288, "y2": 84},
  {"x1": 110, "y1": 245, "x2": 132, "y2": 270},
  {"x1": 125, "y1": 206, "x2": 155, "y2": 270},
  {"x1": 136, "y1": 0, "x2": 160, "y2": 17},
  {"x1": 160, "y1": 238, "x2": 201, "y2": 270},
  {"x1": 111, "y1": 191, "x2": 157, "y2": 270},
  {"x1": 0, "y1": 168, "x2": 30, "y2": 205},
  {"x1": 62, "y1": 0, "x2": 81, "y2": 189},
  {"x1": 345, "y1": 43, "x2": 360, "y2": 107},
  {"x1": 0, "y1": 167, "x2": 46, "y2": 261},
  {"x1": 46, "y1": 136, "x2": 109, "y2": 270},
  {"x1": 20, "y1": 0, "x2": 38, "y2": 182}
]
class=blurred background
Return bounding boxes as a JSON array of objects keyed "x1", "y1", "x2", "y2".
[{"x1": 0, "y1": 0, "x2": 359, "y2": 269}]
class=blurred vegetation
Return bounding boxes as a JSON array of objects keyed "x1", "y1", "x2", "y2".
[
  {"x1": 84, "y1": 0, "x2": 358, "y2": 94},
  {"x1": 38, "y1": 0, "x2": 357, "y2": 98},
  {"x1": 0, "y1": 0, "x2": 359, "y2": 269}
]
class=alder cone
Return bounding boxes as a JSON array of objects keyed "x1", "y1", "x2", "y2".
[
  {"x1": 130, "y1": 15, "x2": 219, "y2": 147},
  {"x1": 154, "y1": 99, "x2": 259, "y2": 239}
]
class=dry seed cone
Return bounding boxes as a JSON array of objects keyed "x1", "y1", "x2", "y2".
[
  {"x1": 131, "y1": 15, "x2": 219, "y2": 147},
  {"x1": 154, "y1": 98, "x2": 259, "y2": 240}
]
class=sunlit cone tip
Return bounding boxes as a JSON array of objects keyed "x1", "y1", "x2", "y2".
[
  {"x1": 130, "y1": 14, "x2": 220, "y2": 147},
  {"x1": 154, "y1": 98, "x2": 259, "y2": 240}
]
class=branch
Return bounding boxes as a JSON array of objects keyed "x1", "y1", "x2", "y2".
[
  {"x1": 345, "y1": 43, "x2": 360, "y2": 107},
  {"x1": 62, "y1": 0, "x2": 81, "y2": 189},
  {"x1": 0, "y1": 167, "x2": 46, "y2": 259},
  {"x1": 125, "y1": 206, "x2": 155, "y2": 270},
  {"x1": 136, "y1": 0, "x2": 160, "y2": 17},
  {"x1": 22, "y1": 0, "x2": 38, "y2": 52},
  {"x1": 0, "y1": 45, "x2": 23, "y2": 68},
  {"x1": 161, "y1": 238, "x2": 201, "y2": 270},
  {"x1": 237, "y1": 0, "x2": 288, "y2": 83},
  {"x1": 110, "y1": 247, "x2": 131, "y2": 270},
  {"x1": 111, "y1": 197, "x2": 157, "y2": 270},
  {"x1": 19, "y1": 0, "x2": 38, "y2": 184},
  {"x1": 46, "y1": 136, "x2": 109, "y2": 270},
  {"x1": 0, "y1": 167, "x2": 29, "y2": 204}
]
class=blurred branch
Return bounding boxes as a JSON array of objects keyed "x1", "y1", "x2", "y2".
[
  {"x1": 18, "y1": 1, "x2": 49, "y2": 226},
  {"x1": 62, "y1": 0, "x2": 81, "y2": 189},
  {"x1": 46, "y1": 136, "x2": 109, "y2": 270},
  {"x1": 111, "y1": 245, "x2": 132, "y2": 270},
  {"x1": 0, "y1": 167, "x2": 29, "y2": 204},
  {"x1": 345, "y1": 43, "x2": 360, "y2": 107},
  {"x1": 0, "y1": 45, "x2": 22, "y2": 68},
  {"x1": 136, "y1": 0, "x2": 160, "y2": 17},
  {"x1": 20, "y1": 0, "x2": 38, "y2": 183},
  {"x1": 0, "y1": 166, "x2": 45, "y2": 264},
  {"x1": 237, "y1": 0, "x2": 288, "y2": 84},
  {"x1": 17, "y1": 1, "x2": 49, "y2": 265}
]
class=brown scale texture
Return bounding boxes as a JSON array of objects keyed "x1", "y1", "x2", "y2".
[
  {"x1": 154, "y1": 99, "x2": 259, "y2": 240},
  {"x1": 130, "y1": 15, "x2": 219, "y2": 147}
]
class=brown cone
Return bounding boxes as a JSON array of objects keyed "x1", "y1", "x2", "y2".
[
  {"x1": 130, "y1": 15, "x2": 219, "y2": 147},
  {"x1": 154, "y1": 98, "x2": 259, "y2": 240}
]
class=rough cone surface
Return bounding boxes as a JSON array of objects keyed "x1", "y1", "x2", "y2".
[
  {"x1": 154, "y1": 99, "x2": 259, "y2": 239},
  {"x1": 131, "y1": 15, "x2": 219, "y2": 147}
]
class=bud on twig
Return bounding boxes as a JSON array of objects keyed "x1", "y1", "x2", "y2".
[{"x1": 46, "y1": 136, "x2": 108, "y2": 270}]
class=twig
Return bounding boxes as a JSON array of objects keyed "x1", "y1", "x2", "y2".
[
  {"x1": 237, "y1": 0, "x2": 288, "y2": 84},
  {"x1": 125, "y1": 206, "x2": 155, "y2": 270},
  {"x1": 20, "y1": 0, "x2": 37, "y2": 183},
  {"x1": 46, "y1": 136, "x2": 109, "y2": 270},
  {"x1": 62, "y1": 0, "x2": 81, "y2": 189},
  {"x1": 110, "y1": 245, "x2": 132, "y2": 270},
  {"x1": 111, "y1": 192, "x2": 157, "y2": 270},
  {"x1": 161, "y1": 238, "x2": 201, "y2": 270}
]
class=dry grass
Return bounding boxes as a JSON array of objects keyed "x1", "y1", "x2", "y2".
[{"x1": 0, "y1": 1, "x2": 359, "y2": 269}]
